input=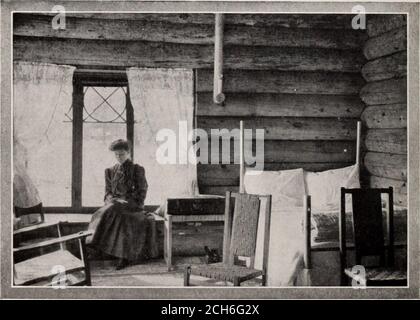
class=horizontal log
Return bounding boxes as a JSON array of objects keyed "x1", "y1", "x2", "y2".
[
  {"x1": 197, "y1": 117, "x2": 358, "y2": 140},
  {"x1": 198, "y1": 165, "x2": 240, "y2": 186},
  {"x1": 197, "y1": 69, "x2": 364, "y2": 95},
  {"x1": 13, "y1": 36, "x2": 364, "y2": 72},
  {"x1": 365, "y1": 129, "x2": 407, "y2": 154},
  {"x1": 361, "y1": 104, "x2": 407, "y2": 129},
  {"x1": 29, "y1": 13, "x2": 357, "y2": 29},
  {"x1": 362, "y1": 51, "x2": 407, "y2": 82},
  {"x1": 201, "y1": 140, "x2": 356, "y2": 164},
  {"x1": 364, "y1": 152, "x2": 407, "y2": 181},
  {"x1": 14, "y1": 14, "x2": 366, "y2": 49},
  {"x1": 367, "y1": 14, "x2": 407, "y2": 37},
  {"x1": 198, "y1": 163, "x2": 355, "y2": 186},
  {"x1": 200, "y1": 185, "x2": 239, "y2": 196},
  {"x1": 369, "y1": 175, "x2": 407, "y2": 207},
  {"x1": 197, "y1": 92, "x2": 364, "y2": 118},
  {"x1": 359, "y1": 77, "x2": 407, "y2": 105},
  {"x1": 363, "y1": 27, "x2": 406, "y2": 60}
]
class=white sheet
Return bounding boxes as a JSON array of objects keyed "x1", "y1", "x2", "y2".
[
  {"x1": 244, "y1": 168, "x2": 306, "y2": 207},
  {"x1": 255, "y1": 206, "x2": 313, "y2": 286},
  {"x1": 244, "y1": 168, "x2": 308, "y2": 286},
  {"x1": 304, "y1": 164, "x2": 360, "y2": 213}
]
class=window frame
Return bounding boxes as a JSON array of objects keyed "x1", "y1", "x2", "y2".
[{"x1": 44, "y1": 69, "x2": 135, "y2": 213}]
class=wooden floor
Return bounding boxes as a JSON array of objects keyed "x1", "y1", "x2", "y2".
[{"x1": 90, "y1": 257, "x2": 261, "y2": 287}]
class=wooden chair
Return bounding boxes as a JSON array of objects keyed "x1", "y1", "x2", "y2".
[
  {"x1": 340, "y1": 187, "x2": 407, "y2": 286},
  {"x1": 13, "y1": 203, "x2": 93, "y2": 286},
  {"x1": 184, "y1": 192, "x2": 272, "y2": 286}
]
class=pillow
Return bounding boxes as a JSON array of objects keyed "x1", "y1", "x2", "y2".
[
  {"x1": 244, "y1": 168, "x2": 306, "y2": 208},
  {"x1": 303, "y1": 164, "x2": 360, "y2": 213}
]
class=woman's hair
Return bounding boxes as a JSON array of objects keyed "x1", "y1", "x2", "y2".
[{"x1": 109, "y1": 139, "x2": 131, "y2": 152}]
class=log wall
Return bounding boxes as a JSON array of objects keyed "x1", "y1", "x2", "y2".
[
  {"x1": 360, "y1": 14, "x2": 407, "y2": 207},
  {"x1": 13, "y1": 13, "x2": 366, "y2": 196}
]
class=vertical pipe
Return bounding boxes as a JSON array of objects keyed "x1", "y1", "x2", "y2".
[
  {"x1": 356, "y1": 121, "x2": 362, "y2": 166},
  {"x1": 213, "y1": 14, "x2": 225, "y2": 104},
  {"x1": 239, "y1": 120, "x2": 245, "y2": 193}
]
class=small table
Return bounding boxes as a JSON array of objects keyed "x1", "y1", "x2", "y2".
[{"x1": 154, "y1": 196, "x2": 226, "y2": 271}]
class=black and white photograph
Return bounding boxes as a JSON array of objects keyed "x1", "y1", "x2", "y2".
[{"x1": 1, "y1": 0, "x2": 419, "y2": 300}]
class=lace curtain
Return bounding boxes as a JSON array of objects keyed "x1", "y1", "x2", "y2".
[
  {"x1": 127, "y1": 68, "x2": 197, "y2": 205},
  {"x1": 13, "y1": 62, "x2": 75, "y2": 207}
]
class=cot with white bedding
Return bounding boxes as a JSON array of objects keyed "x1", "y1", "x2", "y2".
[{"x1": 239, "y1": 121, "x2": 407, "y2": 286}]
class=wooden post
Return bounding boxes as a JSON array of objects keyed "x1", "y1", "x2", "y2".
[
  {"x1": 239, "y1": 121, "x2": 245, "y2": 193},
  {"x1": 126, "y1": 87, "x2": 135, "y2": 160},
  {"x1": 72, "y1": 83, "x2": 84, "y2": 209},
  {"x1": 387, "y1": 187, "x2": 395, "y2": 267},
  {"x1": 213, "y1": 13, "x2": 225, "y2": 104},
  {"x1": 339, "y1": 188, "x2": 347, "y2": 286},
  {"x1": 356, "y1": 121, "x2": 362, "y2": 166},
  {"x1": 303, "y1": 195, "x2": 312, "y2": 269},
  {"x1": 262, "y1": 195, "x2": 272, "y2": 286},
  {"x1": 222, "y1": 191, "x2": 233, "y2": 264}
]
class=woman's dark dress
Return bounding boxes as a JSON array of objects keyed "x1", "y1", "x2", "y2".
[{"x1": 87, "y1": 160, "x2": 157, "y2": 261}]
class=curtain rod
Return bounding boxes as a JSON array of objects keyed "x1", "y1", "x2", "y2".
[{"x1": 74, "y1": 69, "x2": 127, "y2": 74}]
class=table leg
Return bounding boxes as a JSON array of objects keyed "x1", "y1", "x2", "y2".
[{"x1": 164, "y1": 215, "x2": 173, "y2": 271}]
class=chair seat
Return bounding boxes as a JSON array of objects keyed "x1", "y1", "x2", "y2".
[
  {"x1": 190, "y1": 263, "x2": 263, "y2": 283},
  {"x1": 14, "y1": 250, "x2": 84, "y2": 286},
  {"x1": 345, "y1": 267, "x2": 407, "y2": 285}
]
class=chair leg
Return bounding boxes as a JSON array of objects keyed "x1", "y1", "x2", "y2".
[
  {"x1": 164, "y1": 216, "x2": 173, "y2": 271},
  {"x1": 261, "y1": 273, "x2": 266, "y2": 286},
  {"x1": 184, "y1": 266, "x2": 191, "y2": 286},
  {"x1": 340, "y1": 272, "x2": 348, "y2": 286},
  {"x1": 233, "y1": 276, "x2": 240, "y2": 287},
  {"x1": 80, "y1": 239, "x2": 92, "y2": 286}
]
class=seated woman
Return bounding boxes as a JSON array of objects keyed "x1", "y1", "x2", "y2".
[{"x1": 88, "y1": 139, "x2": 154, "y2": 270}]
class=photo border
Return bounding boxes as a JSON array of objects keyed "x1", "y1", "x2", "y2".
[{"x1": 1, "y1": 0, "x2": 419, "y2": 299}]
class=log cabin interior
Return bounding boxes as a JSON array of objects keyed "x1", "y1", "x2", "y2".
[{"x1": 12, "y1": 12, "x2": 407, "y2": 287}]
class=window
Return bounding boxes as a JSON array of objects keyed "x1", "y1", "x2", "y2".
[
  {"x1": 82, "y1": 86, "x2": 130, "y2": 206},
  {"x1": 49, "y1": 70, "x2": 134, "y2": 211}
]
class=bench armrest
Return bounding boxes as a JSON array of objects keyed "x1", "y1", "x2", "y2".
[
  {"x1": 13, "y1": 230, "x2": 93, "y2": 253},
  {"x1": 13, "y1": 221, "x2": 61, "y2": 235}
]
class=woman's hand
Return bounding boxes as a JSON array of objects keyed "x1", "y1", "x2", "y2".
[{"x1": 104, "y1": 194, "x2": 113, "y2": 205}]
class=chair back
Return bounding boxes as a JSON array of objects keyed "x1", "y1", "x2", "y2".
[
  {"x1": 14, "y1": 203, "x2": 44, "y2": 230},
  {"x1": 340, "y1": 188, "x2": 394, "y2": 269},
  {"x1": 223, "y1": 192, "x2": 272, "y2": 271}
]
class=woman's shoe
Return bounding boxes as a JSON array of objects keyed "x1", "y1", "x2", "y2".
[{"x1": 115, "y1": 258, "x2": 129, "y2": 270}]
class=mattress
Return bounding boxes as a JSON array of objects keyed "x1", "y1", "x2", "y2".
[{"x1": 311, "y1": 209, "x2": 407, "y2": 244}]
